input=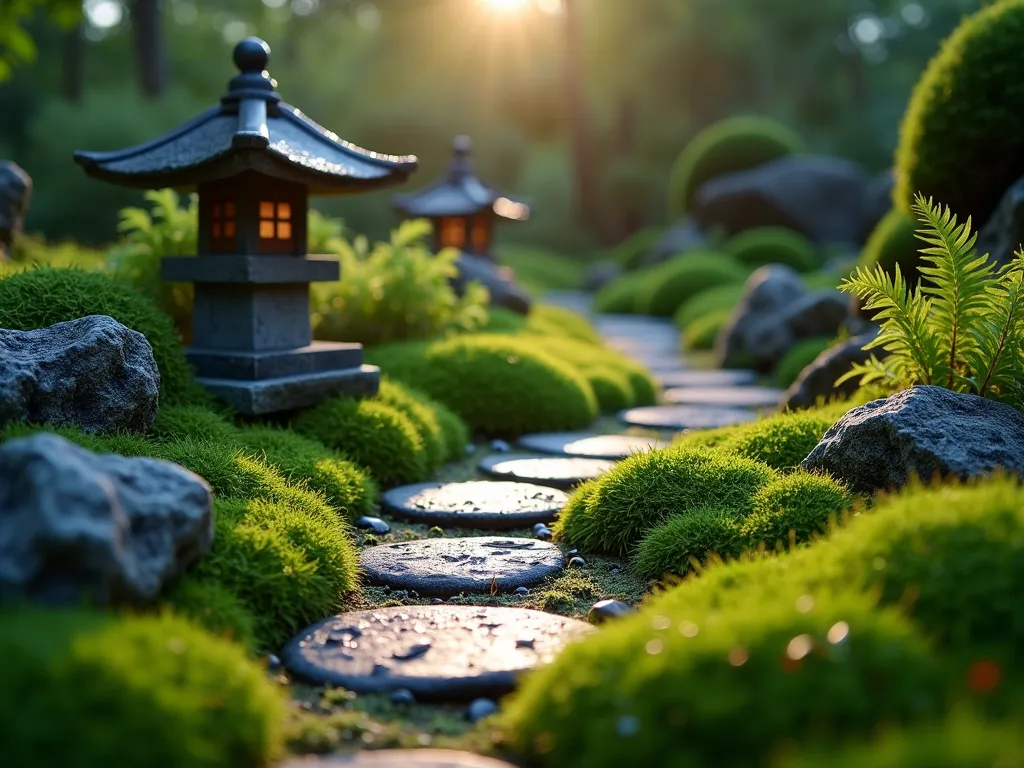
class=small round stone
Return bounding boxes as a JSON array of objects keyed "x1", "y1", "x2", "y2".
[
  {"x1": 390, "y1": 688, "x2": 416, "y2": 706},
  {"x1": 533, "y1": 526, "x2": 552, "y2": 541},
  {"x1": 266, "y1": 653, "x2": 281, "y2": 670},
  {"x1": 619, "y1": 405, "x2": 757, "y2": 431},
  {"x1": 431, "y1": 598, "x2": 445, "y2": 605},
  {"x1": 657, "y1": 369, "x2": 758, "y2": 388},
  {"x1": 568, "y1": 556, "x2": 586, "y2": 568},
  {"x1": 514, "y1": 586, "x2": 529, "y2": 595},
  {"x1": 663, "y1": 385, "x2": 784, "y2": 409},
  {"x1": 490, "y1": 439, "x2": 511, "y2": 453},
  {"x1": 517, "y1": 432, "x2": 669, "y2": 460},
  {"x1": 466, "y1": 698, "x2": 499, "y2": 723},
  {"x1": 280, "y1": 748, "x2": 518, "y2": 767},
  {"x1": 359, "y1": 537, "x2": 565, "y2": 596},
  {"x1": 588, "y1": 599, "x2": 636, "y2": 624},
  {"x1": 356, "y1": 516, "x2": 391, "y2": 534},
  {"x1": 382, "y1": 481, "x2": 568, "y2": 531},
  {"x1": 281, "y1": 606, "x2": 594, "y2": 699},
  {"x1": 478, "y1": 454, "x2": 614, "y2": 490}
]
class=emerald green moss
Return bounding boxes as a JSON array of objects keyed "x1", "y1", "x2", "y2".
[
  {"x1": 0, "y1": 608, "x2": 285, "y2": 767},
  {"x1": 593, "y1": 269, "x2": 656, "y2": 314},
  {"x1": 775, "y1": 337, "x2": 833, "y2": 388},
  {"x1": 480, "y1": 307, "x2": 529, "y2": 334},
  {"x1": 375, "y1": 379, "x2": 446, "y2": 472},
  {"x1": 673, "y1": 283, "x2": 744, "y2": 330},
  {"x1": 367, "y1": 335, "x2": 598, "y2": 438},
  {"x1": 725, "y1": 227, "x2": 818, "y2": 272},
  {"x1": 160, "y1": 577, "x2": 257, "y2": 651},
  {"x1": 635, "y1": 253, "x2": 748, "y2": 317},
  {"x1": 0, "y1": 267, "x2": 206, "y2": 407},
  {"x1": 674, "y1": 411, "x2": 834, "y2": 469},
  {"x1": 738, "y1": 471, "x2": 853, "y2": 549},
  {"x1": 501, "y1": 588, "x2": 939, "y2": 767},
  {"x1": 292, "y1": 395, "x2": 428, "y2": 487},
  {"x1": 857, "y1": 209, "x2": 922, "y2": 286},
  {"x1": 426, "y1": 395, "x2": 472, "y2": 461},
  {"x1": 682, "y1": 307, "x2": 730, "y2": 351},
  {"x1": 152, "y1": 405, "x2": 238, "y2": 444},
  {"x1": 554, "y1": 447, "x2": 777, "y2": 556},
  {"x1": 633, "y1": 507, "x2": 742, "y2": 579},
  {"x1": 527, "y1": 304, "x2": 603, "y2": 346}
]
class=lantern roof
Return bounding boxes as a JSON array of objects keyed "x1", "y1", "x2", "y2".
[
  {"x1": 74, "y1": 37, "x2": 417, "y2": 195},
  {"x1": 392, "y1": 135, "x2": 530, "y2": 221}
]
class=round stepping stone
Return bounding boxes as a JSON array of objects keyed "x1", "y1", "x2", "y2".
[
  {"x1": 281, "y1": 605, "x2": 594, "y2": 699},
  {"x1": 478, "y1": 453, "x2": 614, "y2": 489},
  {"x1": 657, "y1": 369, "x2": 758, "y2": 388},
  {"x1": 517, "y1": 431, "x2": 669, "y2": 459},
  {"x1": 664, "y1": 385, "x2": 784, "y2": 409},
  {"x1": 360, "y1": 537, "x2": 565, "y2": 596},
  {"x1": 382, "y1": 480, "x2": 567, "y2": 530},
  {"x1": 619, "y1": 405, "x2": 757, "y2": 431},
  {"x1": 281, "y1": 748, "x2": 517, "y2": 767}
]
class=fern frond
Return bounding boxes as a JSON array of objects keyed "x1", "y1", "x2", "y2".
[
  {"x1": 967, "y1": 251, "x2": 1024, "y2": 398},
  {"x1": 835, "y1": 354, "x2": 901, "y2": 389},
  {"x1": 912, "y1": 194, "x2": 997, "y2": 390}
]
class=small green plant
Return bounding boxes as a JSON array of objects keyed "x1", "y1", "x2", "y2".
[{"x1": 839, "y1": 195, "x2": 1024, "y2": 406}]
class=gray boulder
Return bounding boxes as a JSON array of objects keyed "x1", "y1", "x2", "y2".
[
  {"x1": 976, "y1": 174, "x2": 1024, "y2": 270},
  {"x1": 642, "y1": 218, "x2": 707, "y2": 266},
  {"x1": 0, "y1": 315, "x2": 160, "y2": 433},
  {"x1": 781, "y1": 331, "x2": 878, "y2": 410},
  {"x1": 0, "y1": 161, "x2": 31, "y2": 258},
  {"x1": 716, "y1": 265, "x2": 849, "y2": 371},
  {"x1": 694, "y1": 155, "x2": 871, "y2": 246},
  {"x1": 801, "y1": 386, "x2": 1024, "y2": 494},
  {"x1": 457, "y1": 251, "x2": 532, "y2": 315},
  {"x1": 0, "y1": 433, "x2": 213, "y2": 606}
]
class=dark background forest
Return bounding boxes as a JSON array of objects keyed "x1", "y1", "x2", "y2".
[{"x1": 0, "y1": 0, "x2": 989, "y2": 255}]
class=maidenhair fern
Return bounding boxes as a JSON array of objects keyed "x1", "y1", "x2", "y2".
[{"x1": 839, "y1": 194, "x2": 1024, "y2": 406}]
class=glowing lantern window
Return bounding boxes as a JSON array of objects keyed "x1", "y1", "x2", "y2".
[
  {"x1": 259, "y1": 200, "x2": 293, "y2": 252},
  {"x1": 470, "y1": 215, "x2": 491, "y2": 253},
  {"x1": 210, "y1": 200, "x2": 236, "y2": 252},
  {"x1": 438, "y1": 217, "x2": 467, "y2": 249}
]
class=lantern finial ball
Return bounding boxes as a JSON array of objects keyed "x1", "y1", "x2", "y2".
[
  {"x1": 234, "y1": 37, "x2": 271, "y2": 73},
  {"x1": 453, "y1": 135, "x2": 473, "y2": 156}
]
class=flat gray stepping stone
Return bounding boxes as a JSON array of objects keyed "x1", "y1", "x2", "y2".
[
  {"x1": 478, "y1": 453, "x2": 614, "y2": 489},
  {"x1": 664, "y1": 385, "x2": 784, "y2": 409},
  {"x1": 657, "y1": 369, "x2": 758, "y2": 388},
  {"x1": 360, "y1": 537, "x2": 565, "y2": 596},
  {"x1": 619, "y1": 405, "x2": 758, "y2": 431},
  {"x1": 382, "y1": 481, "x2": 567, "y2": 530},
  {"x1": 517, "y1": 431, "x2": 668, "y2": 459},
  {"x1": 282, "y1": 750, "x2": 515, "y2": 767},
  {"x1": 281, "y1": 605, "x2": 594, "y2": 699}
]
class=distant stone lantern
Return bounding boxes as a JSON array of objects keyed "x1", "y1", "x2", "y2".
[
  {"x1": 392, "y1": 135, "x2": 530, "y2": 262},
  {"x1": 74, "y1": 37, "x2": 417, "y2": 415}
]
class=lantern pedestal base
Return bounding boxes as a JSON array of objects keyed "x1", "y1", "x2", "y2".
[{"x1": 195, "y1": 364, "x2": 380, "y2": 415}]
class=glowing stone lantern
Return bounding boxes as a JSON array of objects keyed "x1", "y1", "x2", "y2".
[{"x1": 74, "y1": 37, "x2": 418, "y2": 414}]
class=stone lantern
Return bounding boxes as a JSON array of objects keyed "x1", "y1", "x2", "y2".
[{"x1": 74, "y1": 37, "x2": 417, "y2": 415}]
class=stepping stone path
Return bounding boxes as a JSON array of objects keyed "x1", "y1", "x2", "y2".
[
  {"x1": 381, "y1": 481, "x2": 567, "y2": 530},
  {"x1": 359, "y1": 537, "x2": 565, "y2": 596},
  {"x1": 282, "y1": 605, "x2": 593, "y2": 699},
  {"x1": 282, "y1": 749, "x2": 517, "y2": 767},
  {"x1": 478, "y1": 453, "x2": 614, "y2": 490},
  {"x1": 517, "y1": 431, "x2": 668, "y2": 459},
  {"x1": 663, "y1": 385, "x2": 784, "y2": 409},
  {"x1": 619, "y1": 404, "x2": 758, "y2": 431},
  {"x1": 657, "y1": 369, "x2": 758, "y2": 388}
]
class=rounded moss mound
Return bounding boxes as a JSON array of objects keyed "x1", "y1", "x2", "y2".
[
  {"x1": 858, "y1": 208, "x2": 922, "y2": 286},
  {"x1": 292, "y1": 395, "x2": 428, "y2": 487},
  {"x1": 553, "y1": 447, "x2": 777, "y2": 555},
  {"x1": 776, "y1": 336, "x2": 833, "y2": 388},
  {"x1": 895, "y1": 0, "x2": 1024, "y2": 224},
  {"x1": 0, "y1": 267, "x2": 203, "y2": 407},
  {"x1": 480, "y1": 307, "x2": 529, "y2": 334},
  {"x1": 668, "y1": 116, "x2": 805, "y2": 217},
  {"x1": 152, "y1": 405, "x2": 238, "y2": 444},
  {"x1": 635, "y1": 253, "x2": 747, "y2": 317},
  {"x1": 633, "y1": 507, "x2": 742, "y2": 579},
  {"x1": 593, "y1": 269, "x2": 655, "y2": 314},
  {"x1": 366, "y1": 335, "x2": 598, "y2": 438},
  {"x1": 682, "y1": 307, "x2": 730, "y2": 351},
  {"x1": 0, "y1": 608, "x2": 284, "y2": 768},
  {"x1": 418, "y1": 395, "x2": 470, "y2": 462},
  {"x1": 726, "y1": 227, "x2": 818, "y2": 272},
  {"x1": 375, "y1": 378, "x2": 446, "y2": 472},
  {"x1": 527, "y1": 304, "x2": 603, "y2": 346},
  {"x1": 675, "y1": 411, "x2": 834, "y2": 469},
  {"x1": 738, "y1": 471, "x2": 853, "y2": 549},
  {"x1": 501, "y1": 588, "x2": 939, "y2": 767},
  {"x1": 160, "y1": 577, "x2": 257, "y2": 652},
  {"x1": 673, "y1": 282, "x2": 744, "y2": 330}
]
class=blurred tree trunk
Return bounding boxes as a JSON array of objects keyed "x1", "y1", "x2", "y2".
[
  {"x1": 61, "y1": 23, "x2": 83, "y2": 102},
  {"x1": 131, "y1": 0, "x2": 168, "y2": 98}
]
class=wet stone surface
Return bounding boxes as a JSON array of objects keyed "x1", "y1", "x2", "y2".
[
  {"x1": 477, "y1": 453, "x2": 614, "y2": 490},
  {"x1": 656, "y1": 369, "x2": 758, "y2": 388},
  {"x1": 381, "y1": 481, "x2": 567, "y2": 530},
  {"x1": 281, "y1": 606, "x2": 593, "y2": 699},
  {"x1": 517, "y1": 431, "x2": 669, "y2": 460},
  {"x1": 588, "y1": 599, "x2": 637, "y2": 624},
  {"x1": 663, "y1": 385, "x2": 784, "y2": 409},
  {"x1": 280, "y1": 748, "x2": 518, "y2": 766},
  {"x1": 619, "y1": 405, "x2": 758, "y2": 431},
  {"x1": 359, "y1": 537, "x2": 565, "y2": 596}
]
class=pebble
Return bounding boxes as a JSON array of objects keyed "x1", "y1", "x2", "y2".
[
  {"x1": 568, "y1": 556, "x2": 586, "y2": 568},
  {"x1": 532, "y1": 523, "x2": 553, "y2": 540},
  {"x1": 431, "y1": 598, "x2": 445, "y2": 605},
  {"x1": 514, "y1": 586, "x2": 529, "y2": 595},
  {"x1": 266, "y1": 654, "x2": 281, "y2": 670},
  {"x1": 466, "y1": 698, "x2": 499, "y2": 723},
  {"x1": 588, "y1": 599, "x2": 637, "y2": 624},
  {"x1": 390, "y1": 688, "x2": 416, "y2": 706},
  {"x1": 567, "y1": 549, "x2": 579, "y2": 556},
  {"x1": 356, "y1": 516, "x2": 390, "y2": 534},
  {"x1": 490, "y1": 439, "x2": 511, "y2": 453}
]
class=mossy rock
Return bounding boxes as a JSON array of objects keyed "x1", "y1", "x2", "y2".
[
  {"x1": 592, "y1": 269, "x2": 656, "y2": 315},
  {"x1": 635, "y1": 252, "x2": 748, "y2": 317},
  {"x1": 674, "y1": 410, "x2": 835, "y2": 469},
  {"x1": 0, "y1": 267, "x2": 206, "y2": 407},
  {"x1": 366, "y1": 335, "x2": 598, "y2": 438},
  {"x1": 895, "y1": 0, "x2": 1024, "y2": 225},
  {"x1": 0, "y1": 608, "x2": 285, "y2": 767},
  {"x1": 374, "y1": 378, "x2": 447, "y2": 472},
  {"x1": 673, "y1": 282, "x2": 744, "y2": 329},
  {"x1": 775, "y1": 336, "x2": 833, "y2": 388},
  {"x1": 668, "y1": 116, "x2": 805, "y2": 217},
  {"x1": 725, "y1": 227, "x2": 818, "y2": 272},
  {"x1": 681, "y1": 307, "x2": 731, "y2": 351},
  {"x1": 857, "y1": 208, "x2": 922, "y2": 287}
]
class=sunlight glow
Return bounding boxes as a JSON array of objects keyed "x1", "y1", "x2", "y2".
[
  {"x1": 480, "y1": 0, "x2": 529, "y2": 12},
  {"x1": 84, "y1": 0, "x2": 123, "y2": 29}
]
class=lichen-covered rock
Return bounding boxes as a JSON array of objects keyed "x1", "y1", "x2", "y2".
[
  {"x1": 801, "y1": 386, "x2": 1024, "y2": 494},
  {"x1": 0, "y1": 161, "x2": 31, "y2": 257},
  {"x1": 782, "y1": 332, "x2": 878, "y2": 410},
  {"x1": 0, "y1": 315, "x2": 159, "y2": 433},
  {"x1": 0, "y1": 433, "x2": 213, "y2": 605},
  {"x1": 456, "y1": 251, "x2": 532, "y2": 315},
  {"x1": 716, "y1": 265, "x2": 848, "y2": 371},
  {"x1": 694, "y1": 155, "x2": 870, "y2": 246},
  {"x1": 976, "y1": 174, "x2": 1024, "y2": 271}
]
